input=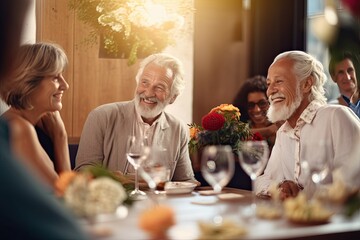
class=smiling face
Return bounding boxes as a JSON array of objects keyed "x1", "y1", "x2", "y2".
[
  {"x1": 266, "y1": 58, "x2": 305, "y2": 123},
  {"x1": 331, "y1": 58, "x2": 357, "y2": 97},
  {"x1": 30, "y1": 73, "x2": 69, "y2": 112},
  {"x1": 135, "y1": 63, "x2": 176, "y2": 122},
  {"x1": 247, "y1": 91, "x2": 269, "y2": 127}
]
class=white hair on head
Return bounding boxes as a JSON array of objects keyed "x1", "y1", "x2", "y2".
[
  {"x1": 135, "y1": 53, "x2": 185, "y2": 97},
  {"x1": 272, "y1": 50, "x2": 327, "y2": 104}
]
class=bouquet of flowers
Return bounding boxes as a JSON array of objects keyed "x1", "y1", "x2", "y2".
[
  {"x1": 69, "y1": 0, "x2": 191, "y2": 65},
  {"x1": 56, "y1": 166, "x2": 133, "y2": 217},
  {"x1": 189, "y1": 104, "x2": 252, "y2": 154}
]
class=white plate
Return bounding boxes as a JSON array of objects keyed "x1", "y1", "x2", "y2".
[{"x1": 164, "y1": 182, "x2": 197, "y2": 195}]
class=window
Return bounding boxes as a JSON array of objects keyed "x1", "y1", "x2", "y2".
[{"x1": 306, "y1": 0, "x2": 340, "y2": 102}]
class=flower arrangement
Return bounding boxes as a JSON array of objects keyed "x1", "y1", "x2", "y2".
[
  {"x1": 69, "y1": 0, "x2": 191, "y2": 65},
  {"x1": 189, "y1": 104, "x2": 252, "y2": 154},
  {"x1": 56, "y1": 166, "x2": 133, "y2": 217}
]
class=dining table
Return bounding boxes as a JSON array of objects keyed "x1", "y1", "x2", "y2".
[{"x1": 80, "y1": 187, "x2": 360, "y2": 240}]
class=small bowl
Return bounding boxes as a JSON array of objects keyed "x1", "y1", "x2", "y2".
[{"x1": 164, "y1": 182, "x2": 197, "y2": 195}]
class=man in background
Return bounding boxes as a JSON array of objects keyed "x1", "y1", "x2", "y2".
[{"x1": 328, "y1": 52, "x2": 360, "y2": 117}]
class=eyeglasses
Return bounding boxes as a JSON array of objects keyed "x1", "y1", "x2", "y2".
[{"x1": 247, "y1": 100, "x2": 269, "y2": 110}]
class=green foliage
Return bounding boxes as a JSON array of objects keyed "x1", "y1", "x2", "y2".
[
  {"x1": 344, "y1": 192, "x2": 360, "y2": 218},
  {"x1": 68, "y1": 0, "x2": 190, "y2": 65}
]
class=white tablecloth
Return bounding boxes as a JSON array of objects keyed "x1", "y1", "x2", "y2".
[{"x1": 81, "y1": 188, "x2": 360, "y2": 240}]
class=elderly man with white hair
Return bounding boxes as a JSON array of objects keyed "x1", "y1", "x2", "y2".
[
  {"x1": 256, "y1": 50, "x2": 360, "y2": 200},
  {"x1": 75, "y1": 53, "x2": 197, "y2": 186}
]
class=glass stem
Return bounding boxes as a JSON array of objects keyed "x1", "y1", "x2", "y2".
[
  {"x1": 135, "y1": 168, "x2": 139, "y2": 191},
  {"x1": 251, "y1": 175, "x2": 257, "y2": 209}
]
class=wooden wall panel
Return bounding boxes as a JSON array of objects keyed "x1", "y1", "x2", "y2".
[
  {"x1": 72, "y1": 21, "x2": 140, "y2": 137},
  {"x1": 37, "y1": 0, "x2": 140, "y2": 140},
  {"x1": 193, "y1": 0, "x2": 249, "y2": 124},
  {"x1": 36, "y1": 0, "x2": 74, "y2": 137}
]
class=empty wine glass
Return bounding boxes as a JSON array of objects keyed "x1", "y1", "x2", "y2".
[
  {"x1": 238, "y1": 140, "x2": 269, "y2": 215},
  {"x1": 126, "y1": 135, "x2": 151, "y2": 200},
  {"x1": 201, "y1": 145, "x2": 235, "y2": 193},
  {"x1": 139, "y1": 147, "x2": 169, "y2": 195},
  {"x1": 201, "y1": 145, "x2": 235, "y2": 223},
  {"x1": 301, "y1": 140, "x2": 333, "y2": 200},
  {"x1": 309, "y1": 157, "x2": 331, "y2": 200}
]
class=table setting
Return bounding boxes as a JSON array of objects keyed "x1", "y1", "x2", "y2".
[
  {"x1": 57, "y1": 156, "x2": 359, "y2": 240},
  {"x1": 74, "y1": 184, "x2": 359, "y2": 240},
  {"x1": 54, "y1": 102, "x2": 360, "y2": 239}
]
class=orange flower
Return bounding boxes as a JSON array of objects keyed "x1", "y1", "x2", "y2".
[
  {"x1": 210, "y1": 104, "x2": 241, "y2": 118},
  {"x1": 139, "y1": 205, "x2": 175, "y2": 238},
  {"x1": 189, "y1": 126, "x2": 200, "y2": 139},
  {"x1": 55, "y1": 171, "x2": 77, "y2": 197}
]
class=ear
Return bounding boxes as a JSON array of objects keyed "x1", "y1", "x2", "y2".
[
  {"x1": 169, "y1": 94, "x2": 178, "y2": 104},
  {"x1": 301, "y1": 76, "x2": 313, "y2": 94}
]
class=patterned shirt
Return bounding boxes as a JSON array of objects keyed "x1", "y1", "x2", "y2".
[{"x1": 255, "y1": 100, "x2": 360, "y2": 196}]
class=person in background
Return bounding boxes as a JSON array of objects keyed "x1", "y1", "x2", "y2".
[
  {"x1": 0, "y1": 0, "x2": 89, "y2": 239},
  {"x1": 75, "y1": 53, "x2": 198, "y2": 185},
  {"x1": 233, "y1": 75, "x2": 283, "y2": 151},
  {"x1": 256, "y1": 50, "x2": 360, "y2": 200},
  {"x1": 1, "y1": 42, "x2": 71, "y2": 190},
  {"x1": 328, "y1": 52, "x2": 360, "y2": 117}
]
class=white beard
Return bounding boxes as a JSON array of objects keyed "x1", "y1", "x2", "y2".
[
  {"x1": 267, "y1": 88, "x2": 303, "y2": 123},
  {"x1": 134, "y1": 94, "x2": 170, "y2": 119}
]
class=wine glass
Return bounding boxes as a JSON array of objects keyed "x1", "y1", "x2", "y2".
[
  {"x1": 302, "y1": 140, "x2": 332, "y2": 200},
  {"x1": 201, "y1": 145, "x2": 235, "y2": 194},
  {"x1": 201, "y1": 145, "x2": 235, "y2": 223},
  {"x1": 309, "y1": 156, "x2": 331, "y2": 200},
  {"x1": 140, "y1": 147, "x2": 169, "y2": 191},
  {"x1": 238, "y1": 140, "x2": 269, "y2": 215},
  {"x1": 126, "y1": 135, "x2": 151, "y2": 200}
]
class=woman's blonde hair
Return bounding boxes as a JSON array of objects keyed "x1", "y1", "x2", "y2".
[{"x1": 1, "y1": 42, "x2": 68, "y2": 109}]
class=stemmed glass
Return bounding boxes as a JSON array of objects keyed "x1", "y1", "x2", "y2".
[
  {"x1": 238, "y1": 140, "x2": 269, "y2": 215},
  {"x1": 301, "y1": 140, "x2": 332, "y2": 200},
  {"x1": 201, "y1": 145, "x2": 235, "y2": 193},
  {"x1": 126, "y1": 135, "x2": 151, "y2": 200},
  {"x1": 309, "y1": 156, "x2": 331, "y2": 200},
  {"x1": 201, "y1": 145, "x2": 235, "y2": 223},
  {"x1": 139, "y1": 147, "x2": 169, "y2": 195}
]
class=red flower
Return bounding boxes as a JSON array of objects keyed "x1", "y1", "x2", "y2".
[
  {"x1": 342, "y1": 0, "x2": 360, "y2": 17},
  {"x1": 252, "y1": 132, "x2": 264, "y2": 141},
  {"x1": 201, "y1": 112, "x2": 225, "y2": 131}
]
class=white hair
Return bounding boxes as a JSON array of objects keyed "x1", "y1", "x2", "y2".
[
  {"x1": 272, "y1": 50, "x2": 327, "y2": 104},
  {"x1": 135, "y1": 53, "x2": 185, "y2": 97}
]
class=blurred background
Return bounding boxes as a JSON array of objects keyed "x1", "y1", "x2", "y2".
[{"x1": 15, "y1": 0, "x2": 360, "y2": 142}]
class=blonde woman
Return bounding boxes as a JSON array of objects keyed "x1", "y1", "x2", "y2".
[{"x1": 1, "y1": 42, "x2": 70, "y2": 190}]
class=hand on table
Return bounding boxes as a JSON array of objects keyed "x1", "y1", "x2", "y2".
[
  {"x1": 278, "y1": 180, "x2": 302, "y2": 201},
  {"x1": 113, "y1": 171, "x2": 150, "y2": 189}
]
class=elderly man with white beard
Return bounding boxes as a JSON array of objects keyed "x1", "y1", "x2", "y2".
[
  {"x1": 255, "y1": 50, "x2": 360, "y2": 201},
  {"x1": 75, "y1": 53, "x2": 198, "y2": 185}
]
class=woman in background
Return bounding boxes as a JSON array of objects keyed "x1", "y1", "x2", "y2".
[
  {"x1": 1, "y1": 42, "x2": 70, "y2": 189},
  {"x1": 233, "y1": 75, "x2": 282, "y2": 151}
]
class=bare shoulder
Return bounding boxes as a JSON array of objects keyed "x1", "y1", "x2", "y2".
[{"x1": 4, "y1": 114, "x2": 36, "y2": 139}]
